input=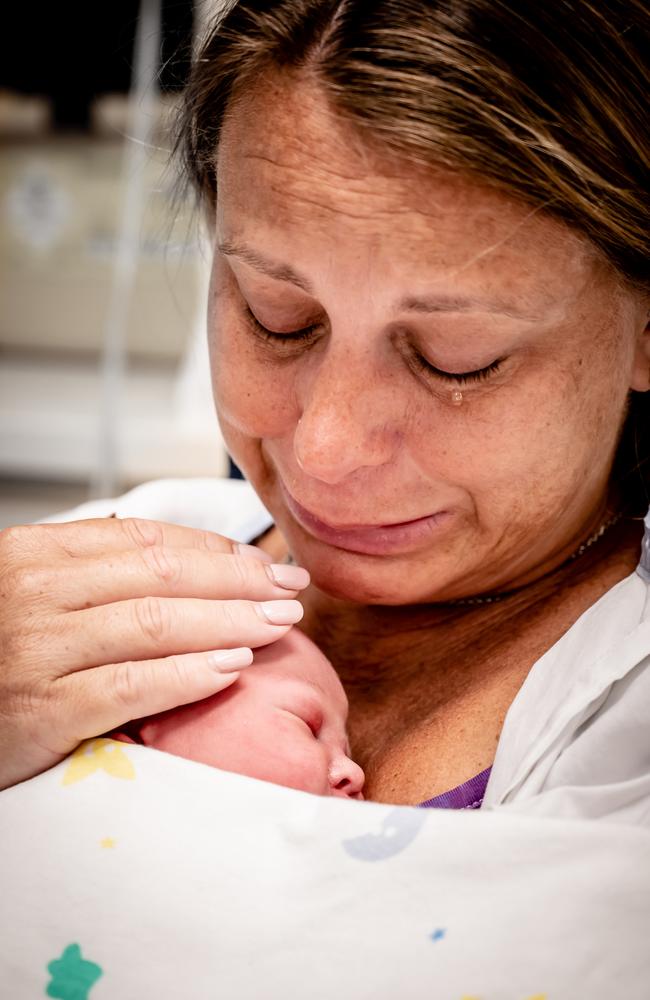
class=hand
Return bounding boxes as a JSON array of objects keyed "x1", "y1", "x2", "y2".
[{"x1": 0, "y1": 516, "x2": 309, "y2": 789}]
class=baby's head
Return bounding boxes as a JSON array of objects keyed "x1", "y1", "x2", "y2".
[{"x1": 134, "y1": 629, "x2": 364, "y2": 799}]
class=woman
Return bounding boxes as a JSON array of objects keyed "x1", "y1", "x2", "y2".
[{"x1": 1, "y1": 0, "x2": 648, "y2": 818}]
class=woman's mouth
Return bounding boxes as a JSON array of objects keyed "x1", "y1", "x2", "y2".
[{"x1": 281, "y1": 485, "x2": 452, "y2": 556}]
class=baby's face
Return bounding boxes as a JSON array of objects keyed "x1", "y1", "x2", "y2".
[{"x1": 138, "y1": 629, "x2": 364, "y2": 798}]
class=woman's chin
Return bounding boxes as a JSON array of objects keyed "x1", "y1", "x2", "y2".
[
  {"x1": 293, "y1": 541, "x2": 451, "y2": 606},
  {"x1": 272, "y1": 499, "x2": 468, "y2": 604}
]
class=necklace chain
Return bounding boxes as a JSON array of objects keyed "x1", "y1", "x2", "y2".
[{"x1": 446, "y1": 511, "x2": 624, "y2": 606}]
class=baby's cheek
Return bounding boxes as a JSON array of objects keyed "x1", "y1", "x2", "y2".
[{"x1": 279, "y1": 739, "x2": 331, "y2": 795}]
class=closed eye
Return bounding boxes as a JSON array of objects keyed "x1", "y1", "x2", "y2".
[
  {"x1": 411, "y1": 352, "x2": 504, "y2": 384},
  {"x1": 245, "y1": 307, "x2": 319, "y2": 342},
  {"x1": 246, "y1": 305, "x2": 504, "y2": 384},
  {"x1": 302, "y1": 717, "x2": 320, "y2": 738},
  {"x1": 279, "y1": 707, "x2": 322, "y2": 738}
]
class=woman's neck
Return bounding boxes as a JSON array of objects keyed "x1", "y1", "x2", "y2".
[
  {"x1": 300, "y1": 583, "x2": 530, "y2": 725},
  {"x1": 299, "y1": 515, "x2": 642, "y2": 715},
  {"x1": 255, "y1": 514, "x2": 642, "y2": 702}
]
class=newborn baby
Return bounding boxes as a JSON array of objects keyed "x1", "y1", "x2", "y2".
[{"x1": 113, "y1": 628, "x2": 364, "y2": 799}]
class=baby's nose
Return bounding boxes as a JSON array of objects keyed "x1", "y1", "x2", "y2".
[{"x1": 329, "y1": 756, "x2": 365, "y2": 799}]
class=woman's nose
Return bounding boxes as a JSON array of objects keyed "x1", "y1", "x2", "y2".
[
  {"x1": 294, "y1": 355, "x2": 399, "y2": 485},
  {"x1": 329, "y1": 755, "x2": 365, "y2": 799}
]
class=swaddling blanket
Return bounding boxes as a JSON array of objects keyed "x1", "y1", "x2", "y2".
[{"x1": 1, "y1": 739, "x2": 648, "y2": 999}]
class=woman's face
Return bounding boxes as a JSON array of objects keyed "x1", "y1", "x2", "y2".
[{"x1": 209, "y1": 76, "x2": 649, "y2": 604}]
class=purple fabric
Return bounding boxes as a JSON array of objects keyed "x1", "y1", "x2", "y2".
[{"x1": 418, "y1": 766, "x2": 492, "y2": 810}]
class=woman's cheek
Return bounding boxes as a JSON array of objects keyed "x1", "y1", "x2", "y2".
[{"x1": 211, "y1": 326, "x2": 297, "y2": 441}]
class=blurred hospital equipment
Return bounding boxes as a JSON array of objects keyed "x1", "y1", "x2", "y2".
[{"x1": 0, "y1": 0, "x2": 228, "y2": 512}]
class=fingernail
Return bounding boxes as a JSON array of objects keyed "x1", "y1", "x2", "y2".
[
  {"x1": 207, "y1": 647, "x2": 254, "y2": 672},
  {"x1": 265, "y1": 563, "x2": 310, "y2": 590},
  {"x1": 235, "y1": 543, "x2": 273, "y2": 563},
  {"x1": 258, "y1": 600, "x2": 304, "y2": 625}
]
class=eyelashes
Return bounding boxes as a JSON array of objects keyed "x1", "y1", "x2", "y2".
[
  {"x1": 244, "y1": 307, "x2": 504, "y2": 385},
  {"x1": 409, "y1": 353, "x2": 503, "y2": 384},
  {"x1": 245, "y1": 307, "x2": 318, "y2": 344},
  {"x1": 303, "y1": 717, "x2": 321, "y2": 739}
]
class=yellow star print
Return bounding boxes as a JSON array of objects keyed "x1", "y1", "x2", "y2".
[
  {"x1": 62, "y1": 739, "x2": 135, "y2": 785},
  {"x1": 99, "y1": 837, "x2": 116, "y2": 849}
]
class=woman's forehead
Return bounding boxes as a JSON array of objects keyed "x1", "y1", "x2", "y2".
[
  {"x1": 220, "y1": 81, "x2": 509, "y2": 230},
  {"x1": 217, "y1": 78, "x2": 599, "y2": 301}
]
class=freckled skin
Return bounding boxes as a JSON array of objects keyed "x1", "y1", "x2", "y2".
[
  {"x1": 209, "y1": 75, "x2": 650, "y2": 606},
  {"x1": 136, "y1": 629, "x2": 364, "y2": 798}
]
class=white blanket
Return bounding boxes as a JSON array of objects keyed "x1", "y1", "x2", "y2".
[{"x1": 1, "y1": 738, "x2": 648, "y2": 999}]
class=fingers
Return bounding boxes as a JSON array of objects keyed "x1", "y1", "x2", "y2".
[
  {"x1": 61, "y1": 646, "x2": 256, "y2": 743},
  {"x1": 47, "y1": 548, "x2": 309, "y2": 611},
  {"x1": 21, "y1": 516, "x2": 255, "y2": 560},
  {"x1": 0, "y1": 514, "x2": 303, "y2": 789},
  {"x1": 53, "y1": 597, "x2": 305, "y2": 671}
]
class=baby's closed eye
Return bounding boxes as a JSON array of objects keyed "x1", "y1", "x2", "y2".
[{"x1": 279, "y1": 703, "x2": 324, "y2": 738}]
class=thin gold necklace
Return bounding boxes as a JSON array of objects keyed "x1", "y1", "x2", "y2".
[{"x1": 447, "y1": 511, "x2": 623, "y2": 606}]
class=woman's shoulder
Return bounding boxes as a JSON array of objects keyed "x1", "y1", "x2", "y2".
[
  {"x1": 41, "y1": 476, "x2": 274, "y2": 543},
  {"x1": 485, "y1": 558, "x2": 650, "y2": 827}
]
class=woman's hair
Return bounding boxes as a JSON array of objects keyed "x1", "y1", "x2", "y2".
[{"x1": 179, "y1": 0, "x2": 649, "y2": 514}]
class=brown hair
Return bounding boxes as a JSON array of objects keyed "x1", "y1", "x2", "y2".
[{"x1": 179, "y1": 0, "x2": 649, "y2": 513}]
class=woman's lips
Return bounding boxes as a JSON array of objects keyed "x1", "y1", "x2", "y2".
[{"x1": 281, "y1": 486, "x2": 452, "y2": 556}]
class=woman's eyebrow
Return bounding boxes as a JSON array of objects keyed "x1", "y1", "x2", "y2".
[
  {"x1": 397, "y1": 293, "x2": 539, "y2": 320},
  {"x1": 219, "y1": 240, "x2": 537, "y2": 319},
  {"x1": 218, "y1": 240, "x2": 313, "y2": 292}
]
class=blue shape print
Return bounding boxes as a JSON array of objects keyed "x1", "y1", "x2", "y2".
[
  {"x1": 430, "y1": 928, "x2": 446, "y2": 942},
  {"x1": 342, "y1": 806, "x2": 427, "y2": 861}
]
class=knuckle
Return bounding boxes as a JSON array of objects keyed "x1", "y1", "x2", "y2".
[
  {"x1": 141, "y1": 545, "x2": 182, "y2": 588},
  {"x1": 217, "y1": 599, "x2": 240, "y2": 634},
  {"x1": 4, "y1": 564, "x2": 50, "y2": 602},
  {"x1": 195, "y1": 527, "x2": 228, "y2": 553},
  {"x1": 133, "y1": 595, "x2": 171, "y2": 645},
  {"x1": 0, "y1": 523, "x2": 33, "y2": 560},
  {"x1": 122, "y1": 517, "x2": 164, "y2": 550},
  {"x1": 24, "y1": 676, "x2": 61, "y2": 739},
  {"x1": 112, "y1": 660, "x2": 143, "y2": 711},
  {"x1": 0, "y1": 523, "x2": 29, "y2": 549},
  {"x1": 1, "y1": 615, "x2": 65, "y2": 685},
  {"x1": 231, "y1": 555, "x2": 255, "y2": 592},
  {"x1": 0, "y1": 616, "x2": 31, "y2": 666},
  {"x1": 164, "y1": 654, "x2": 191, "y2": 691},
  {"x1": 1, "y1": 666, "x2": 52, "y2": 733}
]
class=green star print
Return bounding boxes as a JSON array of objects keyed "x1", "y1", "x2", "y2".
[{"x1": 46, "y1": 943, "x2": 103, "y2": 1000}]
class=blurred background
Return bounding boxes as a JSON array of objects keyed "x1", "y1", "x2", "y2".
[{"x1": 0, "y1": 0, "x2": 230, "y2": 528}]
